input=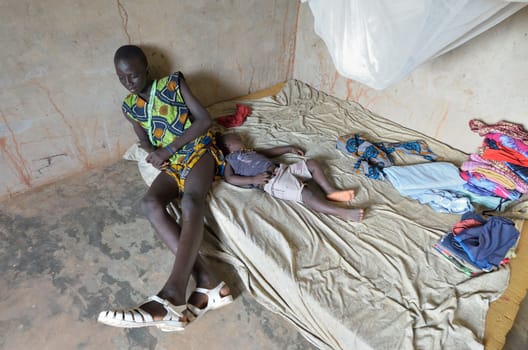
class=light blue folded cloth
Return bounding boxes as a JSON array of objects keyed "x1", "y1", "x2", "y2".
[
  {"x1": 384, "y1": 162, "x2": 474, "y2": 214},
  {"x1": 413, "y1": 189, "x2": 473, "y2": 214},
  {"x1": 384, "y1": 162, "x2": 466, "y2": 196}
]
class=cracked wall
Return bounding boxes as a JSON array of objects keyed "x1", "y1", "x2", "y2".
[
  {"x1": 0, "y1": 0, "x2": 299, "y2": 200},
  {"x1": 294, "y1": 4, "x2": 528, "y2": 154}
]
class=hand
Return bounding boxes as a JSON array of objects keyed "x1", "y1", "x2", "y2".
[
  {"x1": 138, "y1": 141, "x2": 157, "y2": 154},
  {"x1": 251, "y1": 172, "x2": 272, "y2": 185},
  {"x1": 146, "y1": 147, "x2": 172, "y2": 170},
  {"x1": 289, "y1": 146, "x2": 305, "y2": 156}
]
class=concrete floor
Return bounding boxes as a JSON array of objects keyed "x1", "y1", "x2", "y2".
[
  {"x1": 0, "y1": 159, "x2": 526, "y2": 350},
  {"x1": 0, "y1": 160, "x2": 314, "y2": 350}
]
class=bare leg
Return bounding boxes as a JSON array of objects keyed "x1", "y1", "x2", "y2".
[
  {"x1": 139, "y1": 153, "x2": 228, "y2": 319},
  {"x1": 305, "y1": 159, "x2": 355, "y2": 201},
  {"x1": 139, "y1": 172, "x2": 215, "y2": 285},
  {"x1": 301, "y1": 184, "x2": 363, "y2": 221}
]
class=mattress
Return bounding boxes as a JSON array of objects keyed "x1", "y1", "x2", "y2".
[{"x1": 125, "y1": 80, "x2": 528, "y2": 350}]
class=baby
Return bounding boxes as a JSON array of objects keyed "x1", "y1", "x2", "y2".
[{"x1": 217, "y1": 132, "x2": 364, "y2": 221}]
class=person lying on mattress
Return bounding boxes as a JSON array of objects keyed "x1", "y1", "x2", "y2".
[
  {"x1": 98, "y1": 45, "x2": 233, "y2": 332},
  {"x1": 217, "y1": 132, "x2": 364, "y2": 221}
]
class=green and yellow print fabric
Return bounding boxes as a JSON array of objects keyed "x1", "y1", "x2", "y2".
[
  {"x1": 122, "y1": 71, "x2": 191, "y2": 148},
  {"x1": 121, "y1": 71, "x2": 224, "y2": 191}
]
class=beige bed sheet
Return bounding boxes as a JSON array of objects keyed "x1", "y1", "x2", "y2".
[
  {"x1": 202, "y1": 80, "x2": 528, "y2": 350},
  {"x1": 125, "y1": 79, "x2": 528, "y2": 349}
]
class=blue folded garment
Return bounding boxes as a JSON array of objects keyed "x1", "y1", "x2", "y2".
[
  {"x1": 414, "y1": 189, "x2": 473, "y2": 214},
  {"x1": 384, "y1": 162, "x2": 466, "y2": 196},
  {"x1": 505, "y1": 162, "x2": 528, "y2": 184},
  {"x1": 453, "y1": 216, "x2": 519, "y2": 270}
]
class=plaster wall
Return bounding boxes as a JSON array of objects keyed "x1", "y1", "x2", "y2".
[
  {"x1": 0, "y1": 0, "x2": 298, "y2": 200},
  {"x1": 294, "y1": 3, "x2": 528, "y2": 154}
]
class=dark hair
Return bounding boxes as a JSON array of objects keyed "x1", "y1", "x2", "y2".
[
  {"x1": 215, "y1": 132, "x2": 230, "y2": 155},
  {"x1": 114, "y1": 45, "x2": 148, "y2": 67}
]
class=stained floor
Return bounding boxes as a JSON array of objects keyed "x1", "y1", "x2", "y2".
[
  {"x1": 0, "y1": 160, "x2": 314, "y2": 350},
  {"x1": 0, "y1": 159, "x2": 526, "y2": 350}
]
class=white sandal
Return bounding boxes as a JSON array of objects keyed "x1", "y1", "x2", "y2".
[
  {"x1": 187, "y1": 281, "x2": 234, "y2": 320},
  {"x1": 97, "y1": 295, "x2": 187, "y2": 332}
]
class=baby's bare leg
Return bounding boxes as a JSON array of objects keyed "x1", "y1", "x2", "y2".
[
  {"x1": 300, "y1": 185, "x2": 363, "y2": 222},
  {"x1": 305, "y1": 159, "x2": 355, "y2": 202}
]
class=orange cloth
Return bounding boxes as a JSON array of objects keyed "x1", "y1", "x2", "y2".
[{"x1": 482, "y1": 148, "x2": 528, "y2": 167}]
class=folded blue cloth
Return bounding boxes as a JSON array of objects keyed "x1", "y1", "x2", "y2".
[
  {"x1": 384, "y1": 162, "x2": 466, "y2": 196},
  {"x1": 505, "y1": 162, "x2": 528, "y2": 184},
  {"x1": 414, "y1": 189, "x2": 473, "y2": 214},
  {"x1": 453, "y1": 216, "x2": 519, "y2": 270}
]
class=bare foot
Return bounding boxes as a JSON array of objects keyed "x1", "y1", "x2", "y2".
[
  {"x1": 337, "y1": 208, "x2": 364, "y2": 221},
  {"x1": 326, "y1": 189, "x2": 355, "y2": 202}
]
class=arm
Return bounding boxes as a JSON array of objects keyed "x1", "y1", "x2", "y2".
[
  {"x1": 146, "y1": 76, "x2": 213, "y2": 168},
  {"x1": 123, "y1": 111, "x2": 157, "y2": 154},
  {"x1": 167, "y1": 77, "x2": 212, "y2": 152},
  {"x1": 223, "y1": 162, "x2": 270, "y2": 188},
  {"x1": 258, "y1": 145, "x2": 304, "y2": 158}
]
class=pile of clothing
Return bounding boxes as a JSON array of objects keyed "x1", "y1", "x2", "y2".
[
  {"x1": 434, "y1": 212, "x2": 520, "y2": 277},
  {"x1": 461, "y1": 119, "x2": 528, "y2": 202}
]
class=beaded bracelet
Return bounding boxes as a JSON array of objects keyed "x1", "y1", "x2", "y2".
[{"x1": 165, "y1": 145, "x2": 175, "y2": 156}]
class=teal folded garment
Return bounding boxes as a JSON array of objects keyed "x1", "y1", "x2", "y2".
[{"x1": 456, "y1": 187, "x2": 505, "y2": 210}]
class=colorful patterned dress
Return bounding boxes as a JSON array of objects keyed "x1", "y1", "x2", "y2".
[{"x1": 122, "y1": 71, "x2": 224, "y2": 190}]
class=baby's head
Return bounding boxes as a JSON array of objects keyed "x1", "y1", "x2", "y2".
[{"x1": 216, "y1": 132, "x2": 245, "y2": 155}]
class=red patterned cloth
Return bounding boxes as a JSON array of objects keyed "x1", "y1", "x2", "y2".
[
  {"x1": 469, "y1": 119, "x2": 528, "y2": 142},
  {"x1": 215, "y1": 104, "x2": 251, "y2": 128}
]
